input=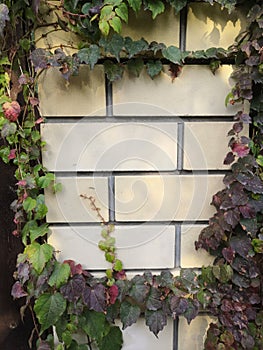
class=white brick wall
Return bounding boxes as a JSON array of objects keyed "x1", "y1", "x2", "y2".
[{"x1": 39, "y1": 3, "x2": 246, "y2": 348}]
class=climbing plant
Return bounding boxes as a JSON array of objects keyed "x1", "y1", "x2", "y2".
[{"x1": 0, "y1": 0, "x2": 262, "y2": 349}]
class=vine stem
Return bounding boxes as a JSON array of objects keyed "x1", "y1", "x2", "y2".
[
  {"x1": 80, "y1": 194, "x2": 107, "y2": 225},
  {"x1": 29, "y1": 303, "x2": 40, "y2": 339}
]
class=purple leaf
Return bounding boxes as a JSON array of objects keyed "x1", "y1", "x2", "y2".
[
  {"x1": 32, "y1": 0, "x2": 41, "y2": 14},
  {"x1": 224, "y1": 209, "x2": 240, "y2": 227},
  {"x1": 11, "y1": 281, "x2": 28, "y2": 299},
  {"x1": 60, "y1": 275, "x2": 85, "y2": 302},
  {"x1": 183, "y1": 299, "x2": 199, "y2": 324},
  {"x1": 30, "y1": 48, "x2": 50, "y2": 71},
  {"x1": 169, "y1": 296, "x2": 188, "y2": 316},
  {"x1": 145, "y1": 309, "x2": 167, "y2": 337},
  {"x1": 37, "y1": 341, "x2": 51, "y2": 350},
  {"x1": 233, "y1": 122, "x2": 243, "y2": 133},
  {"x1": 222, "y1": 247, "x2": 235, "y2": 263},
  {"x1": 239, "y1": 204, "x2": 255, "y2": 218},
  {"x1": 17, "y1": 262, "x2": 30, "y2": 284},
  {"x1": 120, "y1": 301, "x2": 141, "y2": 329},
  {"x1": 90, "y1": 284, "x2": 106, "y2": 312},
  {"x1": 224, "y1": 152, "x2": 235, "y2": 165}
]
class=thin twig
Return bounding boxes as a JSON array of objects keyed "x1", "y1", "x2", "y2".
[{"x1": 80, "y1": 194, "x2": 107, "y2": 225}]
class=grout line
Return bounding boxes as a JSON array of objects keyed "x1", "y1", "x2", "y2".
[
  {"x1": 173, "y1": 318, "x2": 179, "y2": 350},
  {"x1": 108, "y1": 176, "x2": 115, "y2": 222},
  {"x1": 179, "y1": 5, "x2": 188, "y2": 51},
  {"x1": 44, "y1": 116, "x2": 235, "y2": 123},
  {"x1": 177, "y1": 122, "x2": 184, "y2": 171},
  {"x1": 105, "y1": 76, "x2": 113, "y2": 116},
  {"x1": 175, "y1": 225, "x2": 181, "y2": 268}
]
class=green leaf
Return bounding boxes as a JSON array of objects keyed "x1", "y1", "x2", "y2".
[
  {"x1": 256, "y1": 155, "x2": 263, "y2": 167},
  {"x1": 162, "y1": 46, "x2": 182, "y2": 64},
  {"x1": 205, "y1": 47, "x2": 218, "y2": 58},
  {"x1": 104, "y1": 60, "x2": 124, "y2": 81},
  {"x1": 146, "y1": 287, "x2": 162, "y2": 311},
  {"x1": 115, "y1": 3, "x2": 128, "y2": 23},
  {"x1": 34, "y1": 293, "x2": 66, "y2": 332},
  {"x1": 23, "y1": 197, "x2": 37, "y2": 212},
  {"x1": 129, "y1": 275, "x2": 150, "y2": 303},
  {"x1": 81, "y1": 3, "x2": 91, "y2": 14},
  {"x1": 191, "y1": 50, "x2": 207, "y2": 59},
  {"x1": 1, "y1": 122, "x2": 17, "y2": 137},
  {"x1": 77, "y1": 45, "x2": 100, "y2": 69},
  {"x1": 167, "y1": 0, "x2": 187, "y2": 13},
  {"x1": 212, "y1": 264, "x2": 233, "y2": 283},
  {"x1": 147, "y1": 0, "x2": 165, "y2": 19},
  {"x1": 48, "y1": 261, "x2": 71, "y2": 288},
  {"x1": 127, "y1": 58, "x2": 144, "y2": 77},
  {"x1": 20, "y1": 38, "x2": 31, "y2": 52},
  {"x1": 34, "y1": 203, "x2": 48, "y2": 220},
  {"x1": 97, "y1": 326, "x2": 123, "y2": 350},
  {"x1": 53, "y1": 182, "x2": 63, "y2": 193},
  {"x1": 62, "y1": 330, "x2": 72, "y2": 347},
  {"x1": 30, "y1": 223, "x2": 50, "y2": 242},
  {"x1": 80, "y1": 310, "x2": 110, "y2": 340},
  {"x1": 124, "y1": 37, "x2": 148, "y2": 58},
  {"x1": 114, "y1": 259, "x2": 123, "y2": 271},
  {"x1": 99, "y1": 20, "x2": 110, "y2": 36},
  {"x1": 127, "y1": 0, "x2": 142, "y2": 12},
  {"x1": 25, "y1": 242, "x2": 53, "y2": 274},
  {"x1": 100, "y1": 5, "x2": 114, "y2": 20},
  {"x1": 37, "y1": 173, "x2": 55, "y2": 188},
  {"x1": 146, "y1": 60, "x2": 162, "y2": 79},
  {"x1": 252, "y1": 239, "x2": 263, "y2": 253},
  {"x1": 109, "y1": 16, "x2": 122, "y2": 33},
  {"x1": 0, "y1": 146, "x2": 10, "y2": 163},
  {"x1": 120, "y1": 301, "x2": 140, "y2": 329},
  {"x1": 105, "y1": 0, "x2": 122, "y2": 5},
  {"x1": 31, "y1": 130, "x2": 41, "y2": 143},
  {"x1": 145, "y1": 309, "x2": 167, "y2": 337},
  {"x1": 104, "y1": 34, "x2": 124, "y2": 62}
]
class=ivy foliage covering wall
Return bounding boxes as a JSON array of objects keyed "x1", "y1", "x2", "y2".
[{"x1": 0, "y1": 0, "x2": 262, "y2": 349}]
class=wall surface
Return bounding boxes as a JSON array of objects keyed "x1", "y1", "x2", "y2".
[{"x1": 38, "y1": 2, "x2": 246, "y2": 349}]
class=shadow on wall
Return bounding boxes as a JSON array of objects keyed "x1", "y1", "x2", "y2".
[{"x1": 0, "y1": 153, "x2": 35, "y2": 350}]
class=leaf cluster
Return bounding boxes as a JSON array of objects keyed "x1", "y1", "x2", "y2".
[{"x1": 0, "y1": 0, "x2": 263, "y2": 349}]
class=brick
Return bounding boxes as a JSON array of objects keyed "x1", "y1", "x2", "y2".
[
  {"x1": 121, "y1": 8, "x2": 179, "y2": 46},
  {"x1": 38, "y1": 66, "x2": 106, "y2": 116},
  {"x1": 48, "y1": 224, "x2": 175, "y2": 269},
  {"x1": 180, "y1": 225, "x2": 214, "y2": 268},
  {"x1": 41, "y1": 122, "x2": 177, "y2": 171},
  {"x1": 45, "y1": 177, "x2": 109, "y2": 223},
  {"x1": 113, "y1": 65, "x2": 240, "y2": 116},
  {"x1": 178, "y1": 315, "x2": 216, "y2": 350},
  {"x1": 115, "y1": 175, "x2": 224, "y2": 222},
  {"x1": 186, "y1": 3, "x2": 246, "y2": 50},
  {"x1": 183, "y1": 122, "x2": 249, "y2": 170}
]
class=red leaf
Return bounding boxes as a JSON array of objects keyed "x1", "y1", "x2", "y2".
[
  {"x1": 16, "y1": 179, "x2": 27, "y2": 187},
  {"x1": 63, "y1": 259, "x2": 83, "y2": 276},
  {"x1": 8, "y1": 149, "x2": 16, "y2": 160},
  {"x1": 3, "y1": 101, "x2": 21, "y2": 121},
  {"x1": 231, "y1": 142, "x2": 250, "y2": 157},
  {"x1": 29, "y1": 97, "x2": 39, "y2": 106},
  {"x1": 109, "y1": 284, "x2": 119, "y2": 304},
  {"x1": 35, "y1": 117, "x2": 44, "y2": 124}
]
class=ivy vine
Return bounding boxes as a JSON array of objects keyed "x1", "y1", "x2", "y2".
[{"x1": 0, "y1": 1, "x2": 262, "y2": 350}]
